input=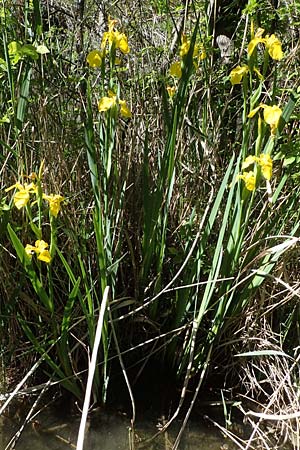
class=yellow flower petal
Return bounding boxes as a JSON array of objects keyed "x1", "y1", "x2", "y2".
[
  {"x1": 101, "y1": 31, "x2": 111, "y2": 50},
  {"x1": 262, "y1": 105, "x2": 282, "y2": 126},
  {"x1": 6, "y1": 181, "x2": 37, "y2": 209},
  {"x1": 14, "y1": 190, "x2": 30, "y2": 209},
  {"x1": 265, "y1": 34, "x2": 283, "y2": 60},
  {"x1": 101, "y1": 18, "x2": 130, "y2": 54},
  {"x1": 258, "y1": 153, "x2": 273, "y2": 180},
  {"x1": 108, "y1": 17, "x2": 118, "y2": 32},
  {"x1": 86, "y1": 50, "x2": 103, "y2": 68},
  {"x1": 25, "y1": 244, "x2": 37, "y2": 257},
  {"x1": 180, "y1": 34, "x2": 190, "y2": 58},
  {"x1": 238, "y1": 171, "x2": 256, "y2": 191},
  {"x1": 197, "y1": 44, "x2": 206, "y2": 60},
  {"x1": 170, "y1": 61, "x2": 182, "y2": 78},
  {"x1": 98, "y1": 96, "x2": 116, "y2": 112},
  {"x1": 242, "y1": 155, "x2": 258, "y2": 170},
  {"x1": 229, "y1": 65, "x2": 249, "y2": 85},
  {"x1": 37, "y1": 250, "x2": 51, "y2": 263},
  {"x1": 115, "y1": 31, "x2": 130, "y2": 54},
  {"x1": 43, "y1": 194, "x2": 65, "y2": 217},
  {"x1": 35, "y1": 240, "x2": 49, "y2": 251},
  {"x1": 248, "y1": 104, "x2": 282, "y2": 136},
  {"x1": 119, "y1": 99, "x2": 132, "y2": 118},
  {"x1": 262, "y1": 104, "x2": 282, "y2": 135},
  {"x1": 5, "y1": 182, "x2": 22, "y2": 192},
  {"x1": 248, "y1": 37, "x2": 265, "y2": 56},
  {"x1": 248, "y1": 105, "x2": 261, "y2": 118}
]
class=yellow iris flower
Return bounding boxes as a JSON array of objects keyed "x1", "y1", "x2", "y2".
[
  {"x1": 43, "y1": 194, "x2": 65, "y2": 217},
  {"x1": 179, "y1": 34, "x2": 190, "y2": 58},
  {"x1": 258, "y1": 153, "x2": 273, "y2": 180},
  {"x1": 179, "y1": 34, "x2": 206, "y2": 60},
  {"x1": 262, "y1": 105, "x2": 282, "y2": 134},
  {"x1": 5, "y1": 182, "x2": 37, "y2": 209},
  {"x1": 101, "y1": 17, "x2": 130, "y2": 54},
  {"x1": 169, "y1": 35, "x2": 205, "y2": 80},
  {"x1": 119, "y1": 99, "x2": 132, "y2": 118},
  {"x1": 264, "y1": 34, "x2": 283, "y2": 60},
  {"x1": 237, "y1": 171, "x2": 256, "y2": 191},
  {"x1": 248, "y1": 104, "x2": 282, "y2": 135},
  {"x1": 229, "y1": 65, "x2": 249, "y2": 85},
  {"x1": 170, "y1": 61, "x2": 182, "y2": 78},
  {"x1": 98, "y1": 91, "x2": 131, "y2": 118},
  {"x1": 98, "y1": 95, "x2": 116, "y2": 112},
  {"x1": 86, "y1": 50, "x2": 103, "y2": 68},
  {"x1": 242, "y1": 155, "x2": 258, "y2": 170},
  {"x1": 248, "y1": 28, "x2": 283, "y2": 60},
  {"x1": 25, "y1": 240, "x2": 51, "y2": 263},
  {"x1": 241, "y1": 153, "x2": 273, "y2": 185}
]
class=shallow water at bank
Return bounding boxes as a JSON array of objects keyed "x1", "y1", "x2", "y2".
[{"x1": 0, "y1": 405, "x2": 239, "y2": 450}]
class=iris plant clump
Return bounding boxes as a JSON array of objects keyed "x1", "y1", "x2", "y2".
[
  {"x1": 229, "y1": 24, "x2": 284, "y2": 194},
  {"x1": 86, "y1": 17, "x2": 131, "y2": 118},
  {"x1": 5, "y1": 164, "x2": 64, "y2": 264},
  {"x1": 167, "y1": 32, "x2": 206, "y2": 96}
]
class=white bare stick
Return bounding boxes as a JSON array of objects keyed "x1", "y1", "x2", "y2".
[
  {"x1": 246, "y1": 410, "x2": 300, "y2": 421},
  {"x1": 76, "y1": 286, "x2": 110, "y2": 450}
]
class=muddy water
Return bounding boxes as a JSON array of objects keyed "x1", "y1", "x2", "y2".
[{"x1": 0, "y1": 407, "x2": 238, "y2": 450}]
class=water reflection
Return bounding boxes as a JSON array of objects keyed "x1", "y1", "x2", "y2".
[{"x1": 0, "y1": 407, "x2": 237, "y2": 450}]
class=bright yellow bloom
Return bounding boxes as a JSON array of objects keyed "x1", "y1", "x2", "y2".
[
  {"x1": 43, "y1": 194, "x2": 65, "y2": 217},
  {"x1": 119, "y1": 99, "x2": 132, "y2": 118},
  {"x1": 248, "y1": 37, "x2": 265, "y2": 56},
  {"x1": 248, "y1": 104, "x2": 282, "y2": 136},
  {"x1": 86, "y1": 50, "x2": 103, "y2": 67},
  {"x1": 170, "y1": 61, "x2": 182, "y2": 78},
  {"x1": 98, "y1": 91, "x2": 131, "y2": 118},
  {"x1": 25, "y1": 240, "x2": 51, "y2": 263},
  {"x1": 179, "y1": 35, "x2": 206, "y2": 62},
  {"x1": 258, "y1": 153, "x2": 273, "y2": 180},
  {"x1": 5, "y1": 181, "x2": 37, "y2": 209},
  {"x1": 98, "y1": 95, "x2": 117, "y2": 112},
  {"x1": 241, "y1": 153, "x2": 273, "y2": 181},
  {"x1": 179, "y1": 34, "x2": 190, "y2": 58},
  {"x1": 248, "y1": 28, "x2": 283, "y2": 60},
  {"x1": 262, "y1": 105, "x2": 282, "y2": 134},
  {"x1": 237, "y1": 171, "x2": 256, "y2": 191},
  {"x1": 101, "y1": 17, "x2": 130, "y2": 54},
  {"x1": 265, "y1": 34, "x2": 283, "y2": 60},
  {"x1": 166, "y1": 86, "x2": 176, "y2": 97},
  {"x1": 248, "y1": 27, "x2": 265, "y2": 55},
  {"x1": 229, "y1": 65, "x2": 249, "y2": 85},
  {"x1": 242, "y1": 155, "x2": 258, "y2": 170},
  {"x1": 113, "y1": 31, "x2": 129, "y2": 54}
]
